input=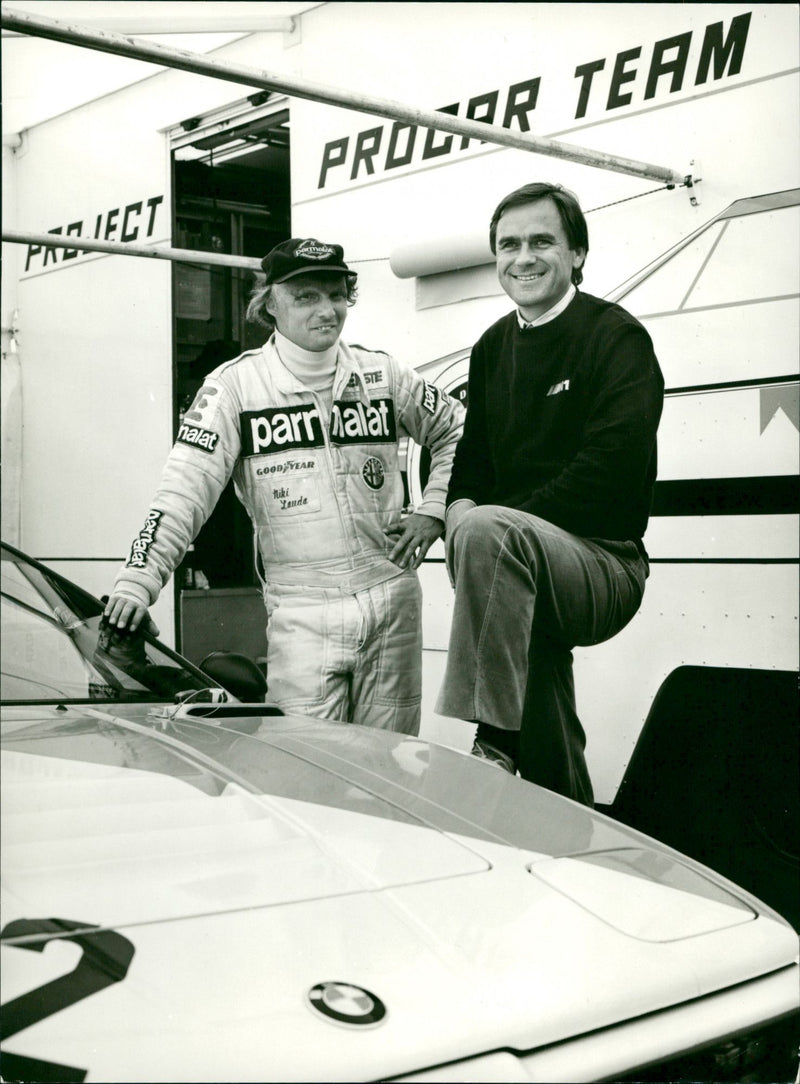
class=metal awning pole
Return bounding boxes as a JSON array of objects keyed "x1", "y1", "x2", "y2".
[
  {"x1": 1, "y1": 229, "x2": 262, "y2": 269},
  {"x1": 0, "y1": 5, "x2": 685, "y2": 186}
]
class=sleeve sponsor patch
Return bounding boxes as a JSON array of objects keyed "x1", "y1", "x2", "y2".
[
  {"x1": 125, "y1": 509, "x2": 162, "y2": 569},
  {"x1": 177, "y1": 423, "x2": 219, "y2": 453},
  {"x1": 421, "y1": 381, "x2": 439, "y2": 415}
]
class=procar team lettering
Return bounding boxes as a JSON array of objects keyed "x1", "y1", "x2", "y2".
[
  {"x1": 126, "y1": 509, "x2": 162, "y2": 568},
  {"x1": 330, "y1": 399, "x2": 396, "y2": 445},
  {"x1": 317, "y1": 13, "x2": 751, "y2": 189}
]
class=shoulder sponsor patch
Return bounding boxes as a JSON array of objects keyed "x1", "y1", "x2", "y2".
[
  {"x1": 126, "y1": 509, "x2": 162, "y2": 569},
  {"x1": 421, "y1": 381, "x2": 439, "y2": 415},
  {"x1": 241, "y1": 405, "x2": 325, "y2": 457},
  {"x1": 177, "y1": 423, "x2": 219, "y2": 453},
  {"x1": 330, "y1": 398, "x2": 396, "y2": 445},
  {"x1": 182, "y1": 384, "x2": 219, "y2": 427}
]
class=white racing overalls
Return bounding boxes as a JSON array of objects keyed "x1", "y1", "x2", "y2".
[{"x1": 113, "y1": 338, "x2": 464, "y2": 733}]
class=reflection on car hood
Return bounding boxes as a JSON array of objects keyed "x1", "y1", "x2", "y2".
[
  {"x1": 2, "y1": 705, "x2": 797, "y2": 1083},
  {"x1": 0, "y1": 704, "x2": 788, "y2": 929},
  {"x1": 2, "y1": 706, "x2": 491, "y2": 928}
]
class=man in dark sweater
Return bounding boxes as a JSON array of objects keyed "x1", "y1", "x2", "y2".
[{"x1": 435, "y1": 182, "x2": 664, "y2": 805}]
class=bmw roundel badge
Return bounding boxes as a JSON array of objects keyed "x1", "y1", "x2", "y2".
[{"x1": 307, "y1": 982, "x2": 387, "y2": 1027}]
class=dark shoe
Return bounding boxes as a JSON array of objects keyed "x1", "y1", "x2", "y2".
[{"x1": 471, "y1": 739, "x2": 517, "y2": 774}]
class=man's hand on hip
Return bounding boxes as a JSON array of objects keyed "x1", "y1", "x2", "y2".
[{"x1": 385, "y1": 513, "x2": 443, "y2": 570}]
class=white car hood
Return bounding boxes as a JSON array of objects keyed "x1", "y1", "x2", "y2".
[{"x1": 2, "y1": 707, "x2": 797, "y2": 1082}]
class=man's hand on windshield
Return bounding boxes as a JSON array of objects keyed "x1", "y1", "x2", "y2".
[
  {"x1": 103, "y1": 594, "x2": 159, "y2": 635},
  {"x1": 385, "y1": 513, "x2": 443, "y2": 570}
]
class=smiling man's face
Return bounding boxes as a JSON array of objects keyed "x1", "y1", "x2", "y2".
[
  {"x1": 495, "y1": 198, "x2": 585, "y2": 321},
  {"x1": 267, "y1": 273, "x2": 348, "y2": 352}
]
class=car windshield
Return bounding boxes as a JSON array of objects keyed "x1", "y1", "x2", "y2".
[{"x1": 1, "y1": 544, "x2": 212, "y2": 704}]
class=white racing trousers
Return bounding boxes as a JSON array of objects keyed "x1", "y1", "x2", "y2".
[{"x1": 262, "y1": 569, "x2": 422, "y2": 734}]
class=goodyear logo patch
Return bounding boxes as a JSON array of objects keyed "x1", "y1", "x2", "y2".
[
  {"x1": 177, "y1": 423, "x2": 219, "y2": 453},
  {"x1": 126, "y1": 509, "x2": 162, "y2": 569},
  {"x1": 255, "y1": 457, "x2": 317, "y2": 477},
  {"x1": 330, "y1": 399, "x2": 396, "y2": 445},
  {"x1": 241, "y1": 405, "x2": 325, "y2": 457},
  {"x1": 421, "y1": 381, "x2": 439, "y2": 415}
]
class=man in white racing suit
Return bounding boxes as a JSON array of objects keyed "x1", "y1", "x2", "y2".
[{"x1": 105, "y1": 238, "x2": 464, "y2": 733}]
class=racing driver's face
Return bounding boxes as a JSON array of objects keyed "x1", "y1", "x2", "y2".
[
  {"x1": 267, "y1": 273, "x2": 348, "y2": 352},
  {"x1": 495, "y1": 198, "x2": 585, "y2": 322}
]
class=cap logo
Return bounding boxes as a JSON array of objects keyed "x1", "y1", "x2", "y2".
[{"x1": 294, "y1": 239, "x2": 336, "y2": 260}]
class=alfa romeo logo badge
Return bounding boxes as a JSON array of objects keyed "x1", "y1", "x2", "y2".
[
  {"x1": 307, "y1": 982, "x2": 387, "y2": 1026},
  {"x1": 362, "y1": 456, "x2": 385, "y2": 490}
]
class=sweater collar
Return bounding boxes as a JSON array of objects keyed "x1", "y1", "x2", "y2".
[{"x1": 517, "y1": 284, "x2": 576, "y2": 329}]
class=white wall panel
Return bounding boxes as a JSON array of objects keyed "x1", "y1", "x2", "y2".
[
  {"x1": 658, "y1": 386, "x2": 800, "y2": 479},
  {"x1": 688, "y1": 208, "x2": 800, "y2": 308},
  {"x1": 645, "y1": 514, "x2": 799, "y2": 559},
  {"x1": 421, "y1": 560, "x2": 799, "y2": 803},
  {"x1": 642, "y1": 299, "x2": 800, "y2": 387},
  {"x1": 575, "y1": 561, "x2": 799, "y2": 802},
  {"x1": 18, "y1": 255, "x2": 173, "y2": 559}
]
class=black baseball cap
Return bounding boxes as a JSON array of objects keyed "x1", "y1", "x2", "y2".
[{"x1": 261, "y1": 238, "x2": 353, "y2": 285}]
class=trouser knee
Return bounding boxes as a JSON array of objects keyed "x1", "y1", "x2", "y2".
[{"x1": 448, "y1": 504, "x2": 512, "y2": 563}]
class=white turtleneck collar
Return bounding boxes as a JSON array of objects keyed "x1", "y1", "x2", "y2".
[{"x1": 273, "y1": 328, "x2": 338, "y2": 391}]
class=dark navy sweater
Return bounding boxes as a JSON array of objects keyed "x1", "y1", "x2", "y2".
[{"x1": 446, "y1": 291, "x2": 664, "y2": 543}]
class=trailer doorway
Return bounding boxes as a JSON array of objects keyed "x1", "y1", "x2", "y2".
[{"x1": 169, "y1": 100, "x2": 290, "y2": 660}]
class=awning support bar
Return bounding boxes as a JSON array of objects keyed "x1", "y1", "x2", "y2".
[
  {"x1": 2, "y1": 229, "x2": 262, "y2": 269},
  {"x1": 0, "y1": 4, "x2": 685, "y2": 186}
]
